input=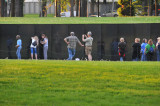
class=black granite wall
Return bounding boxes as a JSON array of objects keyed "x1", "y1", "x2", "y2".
[{"x1": 0, "y1": 24, "x2": 160, "y2": 60}]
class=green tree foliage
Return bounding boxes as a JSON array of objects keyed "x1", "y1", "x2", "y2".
[
  {"x1": 43, "y1": 0, "x2": 70, "y2": 17},
  {"x1": 117, "y1": 0, "x2": 135, "y2": 16},
  {"x1": 60, "y1": 0, "x2": 70, "y2": 12},
  {"x1": 120, "y1": 0, "x2": 160, "y2": 16}
]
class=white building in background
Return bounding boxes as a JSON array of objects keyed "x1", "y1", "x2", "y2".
[
  {"x1": 23, "y1": 0, "x2": 55, "y2": 14},
  {"x1": 23, "y1": 0, "x2": 118, "y2": 15}
]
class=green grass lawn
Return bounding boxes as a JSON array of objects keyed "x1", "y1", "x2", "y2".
[
  {"x1": 0, "y1": 60, "x2": 160, "y2": 106},
  {"x1": 24, "y1": 14, "x2": 55, "y2": 18},
  {"x1": 0, "y1": 17, "x2": 160, "y2": 24}
]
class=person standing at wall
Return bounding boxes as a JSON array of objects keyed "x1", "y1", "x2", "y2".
[
  {"x1": 64, "y1": 32, "x2": 84, "y2": 60},
  {"x1": 15, "y1": 35, "x2": 22, "y2": 60},
  {"x1": 30, "y1": 36, "x2": 39, "y2": 60},
  {"x1": 132, "y1": 38, "x2": 141, "y2": 61},
  {"x1": 141, "y1": 38, "x2": 148, "y2": 61},
  {"x1": 82, "y1": 31, "x2": 93, "y2": 61},
  {"x1": 118, "y1": 37, "x2": 126, "y2": 61},
  {"x1": 156, "y1": 37, "x2": 160, "y2": 61},
  {"x1": 145, "y1": 39, "x2": 155, "y2": 61},
  {"x1": 111, "y1": 38, "x2": 119, "y2": 61},
  {"x1": 7, "y1": 36, "x2": 13, "y2": 59},
  {"x1": 40, "y1": 34, "x2": 48, "y2": 60}
]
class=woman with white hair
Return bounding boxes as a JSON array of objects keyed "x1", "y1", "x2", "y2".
[{"x1": 118, "y1": 37, "x2": 126, "y2": 61}]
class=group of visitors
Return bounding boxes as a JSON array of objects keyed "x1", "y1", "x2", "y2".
[
  {"x1": 118, "y1": 37, "x2": 160, "y2": 61},
  {"x1": 64, "y1": 31, "x2": 93, "y2": 61},
  {"x1": 15, "y1": 34, "x2": 48, "y2": 60},
  {"x1": 15, "y1": 31, "x2": 93, "y2": 61},
  {"x1": 15, "y1": 32, "x2": 160, "y2": 61}
]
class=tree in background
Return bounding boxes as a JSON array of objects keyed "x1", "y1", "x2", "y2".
[
  {"x1": 90, "y1": 0, "x2": 95, "y2": 15},
  {"x1": 76, "y1": 0, "x2": 80, "y2": 16},
  {"x1": 0, "y1": 0, "x2": 7, "y2": 17},
  {"x1": 133, "y1": 0, "x2": 160, "y2": 16},
  {"x1": 42, "y1": 0, "x2": 47, "y2": 17},
  {"x1": 11, "y1": 0, "x2": 15, "y2": 17},
  {"x1": 43, "y1": 0, "x2": 70, "y2": 17},
  {"x1": 152, "y1": 0, "x2": 160, "y2": 16},
  {"x1": 80, "y1": 0, "x2": 87, "y2": 17},
  {"x1": 70, "y1": 0, "x2": 74, "y2": 17},
  {"x1": 15, "y1": 0, "x2": 24, "y2": 17},
  {"x1": 10, "y1": 0, "x2": 24, "y2": 17},
  {"x1": 117, "y1": 0, "x2": 135, "y2": 16},
  {"x1": 55, "y1": 0, "x2": 70, "y2": 17},
  {"x1": 0, "y1": 0, "x2": 23, "y2": 17}
]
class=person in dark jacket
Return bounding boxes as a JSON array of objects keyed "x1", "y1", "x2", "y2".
[
  {"x1": 118, "y1": 37, "x2": 126, "y2": 61},
  {"x1": 7, "y1": 36, "x2": 13, "y2": 59},
  {"x1": 132, "y1": 38, "x2": 141, "y2": 61}
]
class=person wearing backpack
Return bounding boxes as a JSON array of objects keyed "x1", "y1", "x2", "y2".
[
  {"x1": 30, "y1": 36, "x2": 39, "y2": 60},
  {"x1": 145, "y1": 39, "x2": 155, "y2": 61},
  {"x1": 156, "y1": 37, "x2": 160, "y2": 61}
]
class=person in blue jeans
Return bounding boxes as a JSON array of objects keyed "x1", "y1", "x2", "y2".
[
  {"x1": 141, "y1": 38, "x2": 147, "y2": 61},
  {"x1": 15, "y1": 35, "x2": 22, "y2": 59},
  {"x1": 30, "y1": 36, "x2": 39, "y2": 60},
  {"x1": 156, "y1": 37, "x2": 160, "y2": 61},
  {"x1": 64, "y1": 32, "x2": 84, "y2": 60}
]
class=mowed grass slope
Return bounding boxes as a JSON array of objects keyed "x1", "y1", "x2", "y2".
[
  {"x1": 0, "y1": 17, "x2": 160, "y2": 24},
  {"x1": 0, "y1": 60, "x2": 160, "y2": 106}
]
